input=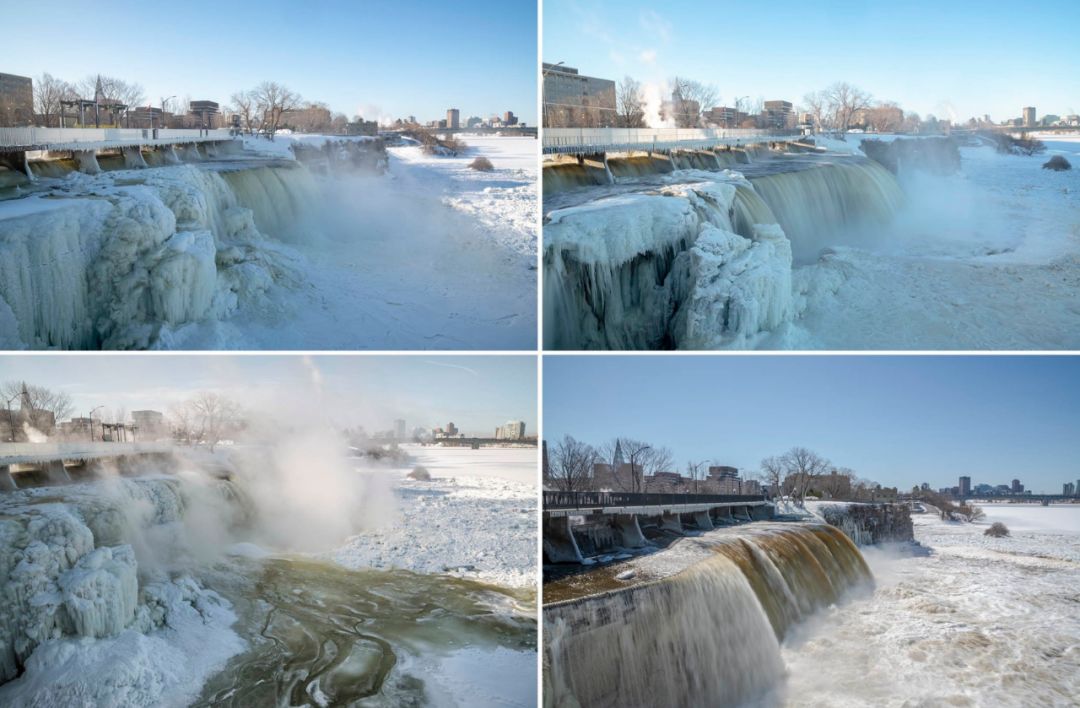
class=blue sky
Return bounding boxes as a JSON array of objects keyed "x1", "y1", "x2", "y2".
[
  {"x1": 0, "y1": 355, "x2": 536, "y2": 437},
  {"x1": 544, "y1": 0, "x2": 1080, "y2": 122},
  {"x1": 5, "y1": 0, "x2": 536, "y2": 125},
  {"x1": 544, "y1": 356, "x2": 1080, "y2": 494}
]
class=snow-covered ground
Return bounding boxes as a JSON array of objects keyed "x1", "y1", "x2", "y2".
[
  {"x1": 328, "y1": 445, "x2": 537, "y2": 590},
  {"x1": 766, "y1": 505, "x2": 1080, "y2": 707},
  {"x1": 0, "y1": 133, "x2": 537, "y2": 350}
]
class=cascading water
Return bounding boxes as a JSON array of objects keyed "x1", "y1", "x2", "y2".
[
  {"x1": 542, "y1": 148, "x2": 906, "y2": 349},
  {"x1": 543, "y1": 523, "x2": 872, "y2": 708},
  {"x1": 0, "y1": 161, "x2": 317, "y2": 349},
  {"x1": 747, "y1": 158, "x2": 904, "y2": 260}
]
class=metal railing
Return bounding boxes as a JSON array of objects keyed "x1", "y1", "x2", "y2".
[
  {"x1": 0, "y1": 127, "x2": 235, "y2": 151},
  {"x1": 543, "y1": 490, "x2": 766, "y2": 510},
  {"x1": 0, "y1": 441, "x2": 175, "y2": 464},
  {"x1": 543, "y1": 127, "x2": 802, "y2": 154}
]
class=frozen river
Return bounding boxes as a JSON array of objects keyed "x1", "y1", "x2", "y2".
[{"x1": 765, "y1": 504, "x2": 1080, "y2": 707}]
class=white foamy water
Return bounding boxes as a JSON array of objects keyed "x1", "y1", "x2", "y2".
[{"x1": 764, "y1": 505, "x2": 1080, "y2": 707}]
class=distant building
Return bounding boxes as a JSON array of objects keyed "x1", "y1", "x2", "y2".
[
  {"x1": 446, "y1": 108, "x2": 460, "y2": 129},
  {"x1": 446, "y1": 422, "x2": 458, "y2": 437},
  {"x1": 128, "y1": 106, "x2": 166, "y2": 129},
  {"x1": 394, "y1": 419, "x2": 406, "y2": 440},
  {"x1": 763, "y1": 100, "x2": 794, "y2": 129},
  {"x1": 542, "y1": 63, "x2": 616, "y2": 128},
  {"x1": 466, "y1": 116, "x2": 483, "y2": 128},
  {"x1": 1041, "y1": 114, "x2": 1061, "y2": 127},
  {"x1": 59, "y1": 416, "x2": 93, "y2": 439},
  {"x1": 131, "y1": 410, "x2": 166, "y2": 438},
  {"x1": 1064, "y1": 482, "x2": 1075, "y2": 497},
  {"x1": 1023, "y1": 106, "x2": 1037, "y2": 127},
  {"x1": 346, "y1": 119, "x2": 378, "y2": 136},
  {"x1": 495, "y1": 420, "x2": 526, "y2": 441},
  {"x1": 959, "y1": 476, "x2": 971, "y2": 497},
  {"x1": 1012, "y1": 478, "x2": 1024, "y2": 494},
  {"x1": 189, "y1": 100, "x2": 219, "y2": 129},
  {"x1": 503, "y1": 111, "x2": 518, "y2": 126},
  {"x1": 0, "y1": 72, "x2": 34, "y2": 127}
]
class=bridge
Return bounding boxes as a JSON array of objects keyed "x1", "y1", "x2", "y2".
[
  {"x1": 543, "y1": 490, "x2": 774, "y2": 563},
  {"x1": 543, "y1": 127, "x2": 804, "y2": 156},
  {"x1": 0, "y1": 441, "x2": 177, "y2": 491},
  {"x1": 0, "y1": 127, "x2": 237, "y2": 179}
]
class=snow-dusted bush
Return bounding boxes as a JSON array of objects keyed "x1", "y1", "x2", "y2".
[
  {"x1": 407, "y1": 465, "x2": 431, "y2": 481},
  {"x1": 469, "y1": 156, "x2": 494, "y2": 171},
  {"x1": 984, "y1": 522, "x2": 1010, "y2": 537},
  {"x1": 1043, "y1": 155, "x2": 1071, "y2": 171}
]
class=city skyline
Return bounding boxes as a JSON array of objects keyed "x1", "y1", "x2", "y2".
[
  {"x1": 544, "y1": 356, "x2": 1080, "y2": 495},
  {"x1": 3, "y1": 0, "x2": 537, "y2": 125},
  {"x1": 0, "y1": 355, "x2": 536, "y2": 439},
  {"x1": 544, "y1": 0, "x2": 1080, "y2": 122}
]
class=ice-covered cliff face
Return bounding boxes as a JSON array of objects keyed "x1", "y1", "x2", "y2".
[
  {"x1": 0, "y1": 162, "x2": 316, "y2": 349},
  {"x1": 0, "y1": 476, "x2": 240, "y2": 684},
  {"x1": 543, "y1": 174, "x2": 796, "y2": 349}
]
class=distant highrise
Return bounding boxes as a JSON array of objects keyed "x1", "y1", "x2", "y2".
[
  {"x1": 1023, "y1": 106, "x2": 1036, "y2": 127},
  {"x1": 1011, "y1": 478, "x2": 1023, "y2": 494},
  {"x1": 959, "y1": 476, "x2": 971, "y2": 497},
  {"x1": 446, "y1": 108, "x2": 460, "y2": 129},
  {"x1": 1064, "y1": 482, "x2": 1076, "y2": 497}
]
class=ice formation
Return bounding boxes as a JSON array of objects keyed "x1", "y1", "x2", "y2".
[
  {"x1": 0, "y1": 476, "x2": 240, "y2": 686},
  {"x1": 543, "y1": 158, "x2": 907, "y2": 350},
  {"x1": 0, "y1": 163, "x2": 315, "y2": 349}
]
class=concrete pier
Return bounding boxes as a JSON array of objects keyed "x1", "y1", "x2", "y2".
[
  {"x1": 122, "y1": 146, "x2": 147, "y2": 169},
  {"x1": 74, "y1": 150, "x2": 101, "y2": 174}
]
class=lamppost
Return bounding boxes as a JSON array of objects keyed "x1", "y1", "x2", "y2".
[
  {"x1": 734, "y1": 96, "x2": 749, "y2": 129},
  {"x1": 4, "y1": 394, "x2": 19, "y2": 443},
  {"x1": 158, "y1": 96, "x2": 175, "y2": 131},
  {"x1": 89, "y1": 405, "x2": 104, "y2": 443}
]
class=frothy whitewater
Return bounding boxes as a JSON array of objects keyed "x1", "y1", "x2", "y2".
[{"x1": 766, "y1": 506, "x2": 1080, "y2": 708}]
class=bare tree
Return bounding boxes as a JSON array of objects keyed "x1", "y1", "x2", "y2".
[
  {"x1": 801, "y1": 90, "x2": 828, "y2": 131},
  {"x1": 34, "y1": 73, "x2": 75, "y2": 127},
  {"x1": 330, "y1": 112, "x2": 349, "y2": 134},
  {"x1": 1, "y1": 381, "x2": 73, "y2": 421},
  {"x1": 549, "y1": 435, "x2": 596, "y2": 492},
  {"x1": 759, "y1": 455, "x2": 786, "y2": 499},
  {"x1": 866, "y1": 101, "x2": 904, "y2": 133},
  {"x1": 252, "y1": 81, "x2": 302, "y2": 139},
  {"x1": 686, "y1": 460, "x2": 708, "y2": 494},
  {"x1": 189, "y1": 392, "x2": 242, "y2": 452},
  {"x1": 780, "y1": 446, "x2": 831, "y2": 505},
  {"x1": 230, "y1": 91, "x2": 258, "y2": 134},
  {"x1": 824, "y1": 82, "x2": 872, "y2": 134},
  {"x1": 78, "y1": 75, "x2": 146, "y2": 108},
  {"x1": 670, "y1": 77, "x2": 719, "y2": 127},
  {"x1": 616, "y1": 75, "x2": 645, "y2": 128}
]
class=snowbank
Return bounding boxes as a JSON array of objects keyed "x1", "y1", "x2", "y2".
[{"x1": 328, "y1": 447, "x2": 536, "y2": 589}]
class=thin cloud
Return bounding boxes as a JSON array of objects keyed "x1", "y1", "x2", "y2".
[
  {"x1": 423, "y1": 360, "x2": 479, "y2": 377},
  {"x1": 640, "y1": 49, "x2": 658, "y2": 65}
]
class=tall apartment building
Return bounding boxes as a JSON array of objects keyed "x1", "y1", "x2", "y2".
[
  {"x1": 1023, "y1": 106, "x2": 1037, "y2": 127},
  {"x1": 0, "y1": 72, "x2": 34, "y2": 126},
  {"x1": 446, "y1": 108, "x2": 460, "y2": 129}
]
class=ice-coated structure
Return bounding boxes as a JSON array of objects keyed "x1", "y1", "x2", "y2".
[
  {"x1": 0, "y1": 163, "x2": 316, "y2": 349},
  {"x1": 0, "y1": 476, "x2": 236, "y2": 683},
  {"x1": 543, "y1": 159, "x2": 904, "y2": 350}
]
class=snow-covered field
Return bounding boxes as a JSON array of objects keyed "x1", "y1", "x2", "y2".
[
  {"x1": 767, "y1": 505, "x2": 1080, "y2": 707},
  {"x1": 0, "y1": 133, "x2": 537, "y2": 350},
  {"x1": 329, "y1": 445, "x2": 537, "y2": 590}
]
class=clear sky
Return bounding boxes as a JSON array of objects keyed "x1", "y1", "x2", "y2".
[
  {"x1": 0, "y1": 355, "x2": 536, "y2": 438},
  {"x1": 544, "y1": 356, "x2": 1080, "y2": 495},
  {"x1": 5, "y1": 0, "x2": 537, "y2": 125},
  {"x1": 544, "y1": 0, "x2": 1080, "y2": 122}
]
